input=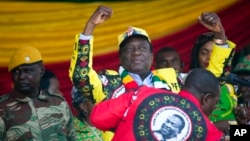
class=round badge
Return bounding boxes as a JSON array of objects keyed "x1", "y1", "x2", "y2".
[{"x1": 133, "y1": 93, "x2": 207, "y2": 141}]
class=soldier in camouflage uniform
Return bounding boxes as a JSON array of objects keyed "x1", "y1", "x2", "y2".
[{"x1": 0, "y1": 46, "x2": 76, "y2": 141}]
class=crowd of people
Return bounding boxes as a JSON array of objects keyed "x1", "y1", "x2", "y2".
[{"x1": 0, "y1": 5, "x2": 249, "y2": 141}]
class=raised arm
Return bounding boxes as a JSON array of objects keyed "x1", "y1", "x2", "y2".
[
  {"x1": 83, "y1": 5, "x2": 113, "y2": 35},
  {"x1": 199, "y1": 12, "x2": 227, "y2": 44},
  {"x1": 69, "y1": 6, "x2": 113, "y2": 103},
  {"x1": 199, "y1": 12, "x2": 236, "y2": 77}
]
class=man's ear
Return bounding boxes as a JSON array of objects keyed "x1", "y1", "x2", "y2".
[
  {"x1": 201, "y1": 93, "x2": 211, "y2": 105},
  {"x1": 40, "y1": 66, "x2": 45, "y2": 77},
  {"x1": 200, "y1": 93, "x2": 211, "y2": 115}
]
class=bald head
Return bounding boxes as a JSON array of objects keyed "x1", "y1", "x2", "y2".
[
  {"x1": 182, "y1": 68, "x2": 221, "y2": 116},
  {"x1": 183, "y1": 68, "x2": 220, "y2": 98}
]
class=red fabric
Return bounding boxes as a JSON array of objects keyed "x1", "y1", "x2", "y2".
[
  {"x1": 90, "y1": 90, "x2": 133, "y2": 131},
  {"x1": 152, "y1": 0, "x2": 250, "y2": 72},
  {"x1": 1, "y1": 0, "x2": 250, "y2": 114},
  {"x1": 90, "y1": 86, "x2": 223, "y2": 141},
  {"x1": 179, "y1": 90, "x2": 223, "y2": 141}
]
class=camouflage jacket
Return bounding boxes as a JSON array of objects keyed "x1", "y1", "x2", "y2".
[{"x1": 0, "y1": 90, "x2": 76, "y2": 141}]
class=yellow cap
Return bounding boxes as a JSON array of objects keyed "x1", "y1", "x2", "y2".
[
  {"x1": 118, "y1": 26, "x2": 150, "y2": 46},
  {"x1": 8, "y1": 46, "x2": 43, "y2": 72}
]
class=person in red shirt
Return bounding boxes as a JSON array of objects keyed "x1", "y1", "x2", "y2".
[{"x1": 90, "y1": 68, "x2": 223, "y2": 141}]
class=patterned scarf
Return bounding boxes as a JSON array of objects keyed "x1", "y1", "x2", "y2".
[{"x1": 119, "y1": 66, "x2": 170, "y2": 90}]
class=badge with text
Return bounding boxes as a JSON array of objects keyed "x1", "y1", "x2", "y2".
[{"x1": 133, "y1": 93, "x2": 207, "y2": 141}]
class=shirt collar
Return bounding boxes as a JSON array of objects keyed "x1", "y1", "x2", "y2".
[
  {"x1": 15, "y1": 90, "x2": 49, "y2": 102},
  {"x1": 128, "y1": 71, "x2": 153, "y2": 86},
  {"x1": 179, "y1": 90, "x2": 201, "y2": 108}
]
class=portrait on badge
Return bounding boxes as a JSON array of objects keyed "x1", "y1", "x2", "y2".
[{"x1": 151, "y1": 106, "x2": 192, "y2": 141}]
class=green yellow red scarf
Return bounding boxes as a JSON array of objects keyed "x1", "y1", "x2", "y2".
[{"x1": 119, "y1": 66, "x2": 170, "y2": 90}]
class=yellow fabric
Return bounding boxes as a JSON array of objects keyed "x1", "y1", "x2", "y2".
[
  {"x1": 69, "y1": 36, "x2": 116, "y2": 140},
  {"x1": 0, "y1": 0, "x2": 238, "y2": 67},
  {"x1": 102, "y1": 131, "x2": 114, "y2": 141},
  {"x1": 225, "y1": 83, "x2": 238, "y2": 107},
  {"x1": 153, "y1": 68, "x2": 180, "y2": 93},
  {"x1": 69, "y1": 36, "x2": 106, "y2": 103},
  {"x1": 207, "y1": 40, "x2": 236, "y2": 77},
  {"x1": 221, "y1": 83, "x2": 237, "y2": 119},
  {"x1": 118, "y1": 26, "x2": 150, "y2": 45},
  {"x1": 68, "y1": 34, "x2": 80, "y2": 82},
  {"x1": 105, "y1": 70, "x2": 119, "y2": 75},
  {"x1": 8, "y1": 46, "x2": 42, "y2": 71},
  {"x1": 123, "y1": 75, "x2": 132, "y2": 83}
]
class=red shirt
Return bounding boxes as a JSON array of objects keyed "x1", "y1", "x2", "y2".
[
  {"x1": 179, "y1": 90, "x2": 223, "y2": 141},
  {"x1": 90, "y1": 86, "x2": 223, "y2": 141}
]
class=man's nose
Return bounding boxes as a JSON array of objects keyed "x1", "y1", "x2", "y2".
[
  {"x1": 131, "y1": 47, "x2": 142, "y2": 54},
  {"x1": 19, "y1": 71, "x2": 27, "y2": 79}
]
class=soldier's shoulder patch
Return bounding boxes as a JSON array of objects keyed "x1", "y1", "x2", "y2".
[{"x1": 0, "y1": 94, "x2": 9, "y2": 103}]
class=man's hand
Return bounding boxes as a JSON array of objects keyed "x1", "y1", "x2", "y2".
[
  {"x1": 235, "y1": 105, "x2": 250, "y2": 125},
  {"x1": 83, "y1": 6, "x2": 113, "y2": 35},
  {"x1": 88, "y1": 6, "x2": 113, "y2": 25},
  {"x1": 199, "y1": 12, "x2": 226, "y2": 43}
]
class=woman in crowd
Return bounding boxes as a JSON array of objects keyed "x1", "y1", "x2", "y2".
[
  {"x1": 71, "y1": 87, "x2": 103, "y2": 141},
  {"x1": 189, "y1": 32, "x2": 238, "y2": 134}
]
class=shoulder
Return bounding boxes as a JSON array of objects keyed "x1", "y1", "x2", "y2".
[
  {"x1": 44, "y1": 92, "x2": 71, "y2": 110},
  {"x1": 43, "y1": 90, "x2": 65, "y2": 101},
  {"x1": 223, "y1": 83, "x2": 235, "y2": 94},
  {"x1": 153, "y1": 68, "x2": 178, "y2": 80},
  {"x1": 154, "y1": 68, "x2": 176, "y2": 75},
  {"x1": 48, "y1": 93, "x2": 65, "y2": 101},
  {"x1": 0, "y1": 94, "x2": 9, "y2": 103},
  {"x1": 99, "y1": 69, "x2": 119, "y2": 75},
  {"x1": 98, "y1": 69, "x2": 121, "y2": 82},
  {"x1": 221, "y1": 83, "x2": 238, "y2": 102}
]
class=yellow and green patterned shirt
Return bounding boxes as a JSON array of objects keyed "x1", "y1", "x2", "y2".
[{"x1": 73, "y1": 116, "x2": 102, "y2": 141}]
